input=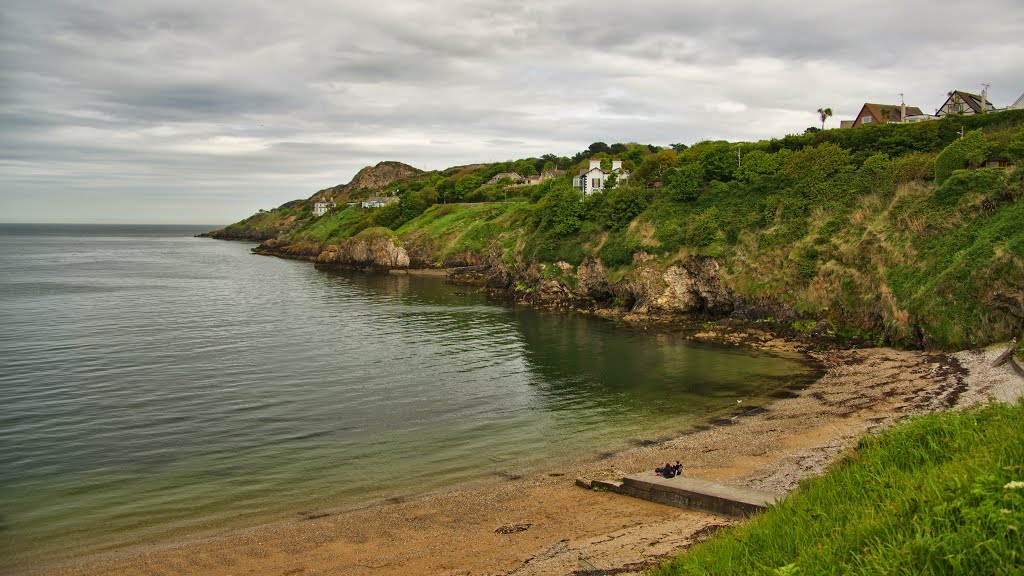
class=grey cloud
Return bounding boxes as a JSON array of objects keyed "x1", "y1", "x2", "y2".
[{"x1": 1, "y1": 0, "x2": 1023, "y2": 224}]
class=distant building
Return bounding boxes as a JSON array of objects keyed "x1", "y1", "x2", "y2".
[
  {"x1": 313, "y1": 201, "x2": 335, "y2": 217},
  {"x1": 935, "y1": 89, "x2": 995, "y2": 117},
  {"x1": 361, "y1": 196, "x2": 399, "y2": 209},
  {"x1": 970, "y1": 155, "x2": 1013, "y2": 169},
  {"x1": 572, "y1": 159, "x2": 629, "y2": 197},
  {"x1": 849, "y1": 103, "x2": 925, "y2": 127},
  {"x1": 486, "y1": 172, "x2": 525, "y2": 185},
  {"x1": 523, "y1": 169, "x2": 565, "y2": 186}
]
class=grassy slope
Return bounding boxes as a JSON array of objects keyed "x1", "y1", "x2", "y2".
[{"x1": 651, "y1": 400, "x2": 1024, "y2": 575}]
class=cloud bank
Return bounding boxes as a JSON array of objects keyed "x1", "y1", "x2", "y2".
[{"x1": 1, "y1": 0, "x2": 1022, "y2": 223}]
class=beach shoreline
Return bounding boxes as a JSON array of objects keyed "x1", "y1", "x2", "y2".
[{"x1": 31, "y1": 340, "x2": 1021, "y2": 576}]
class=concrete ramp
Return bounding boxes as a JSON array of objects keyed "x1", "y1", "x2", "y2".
[{"x1": 595, "y1": 472, "x2": 781, "y2": 519}]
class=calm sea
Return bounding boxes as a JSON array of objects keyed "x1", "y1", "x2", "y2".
[{"x1": 0, "y1": 224, "x2": 816, "y2": 572}]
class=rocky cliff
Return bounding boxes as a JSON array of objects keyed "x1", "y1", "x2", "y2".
[{"x1": 315, "y1": 161, "x2": 424, "y2": 202}]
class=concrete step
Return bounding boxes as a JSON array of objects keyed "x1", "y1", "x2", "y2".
[{"x1": 615, "y1": 472, "x2": 781, "y2": 518}]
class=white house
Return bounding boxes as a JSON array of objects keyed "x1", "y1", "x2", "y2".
[
  {"x1": 572, "y1": 159, "x2": 629, "y2": 196},
  {"x1": 1009, "y1": 91, "x2": 1024, "y2": 110},
  {"x1": 313, "y1": 201, "x2": 335, "y2": 217},
  {"x1": 361, "y1": 196, "x2": 399, "y2": 209}
]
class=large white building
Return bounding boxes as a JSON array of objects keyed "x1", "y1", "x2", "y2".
[
  {"x1": 313, "y1": 201, "x2": 335, "y2": 217},
  {"x1": 572, "y1": 159, "x2": 629, "y2": 197}
]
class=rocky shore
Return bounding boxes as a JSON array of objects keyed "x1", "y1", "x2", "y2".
[{"x1": 243, "y1": 234, "x2": 829, "y2": 339}]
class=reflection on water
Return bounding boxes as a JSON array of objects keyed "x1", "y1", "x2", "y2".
[{"x1": 0, "y1": 225, "x2": 817, "y2": 572}]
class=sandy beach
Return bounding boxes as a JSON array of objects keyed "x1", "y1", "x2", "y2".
[{"x1": 37, "y1": 341, "x2": 1022, "y2": 576}]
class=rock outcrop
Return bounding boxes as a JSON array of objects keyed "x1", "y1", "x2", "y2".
[
  {"x1": 314, "y1": 161, "x2": 424, "y2": 203},
  {"x1": 315, "y1": 234, "x2": 410, "y2": 270}
]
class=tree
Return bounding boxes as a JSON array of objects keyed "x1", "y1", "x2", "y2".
[
  {"x1": 665, "y1": 163, "x2": 703, "y2": 201},
  {"x1": 453, "y1": 175, "x2": 484, "y2": 201},
  {"x1": 604, "y1": 172, "x2": 618, "y2": 191},
  {"x1": 934, "y1": 129, "x2": 996, "y2": 184},
  {"x1": 817, "y1": 107, "x2": 833, "y2": 130}
]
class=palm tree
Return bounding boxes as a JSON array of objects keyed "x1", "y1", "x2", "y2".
[{"x1": 817, "y1": 107, "x2": 833, "y2": 130}]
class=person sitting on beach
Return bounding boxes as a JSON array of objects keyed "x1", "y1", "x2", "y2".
[
  {"x1": 655, "y1": 463, "x2": 675, "y2": 478},
  {"x1": 673, "y1": 461, "x2": 683, "y2": 476}
]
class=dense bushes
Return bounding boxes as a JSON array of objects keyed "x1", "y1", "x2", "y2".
[{"x1": 934, "y1": 129, "x2": 996, "y2": 184}]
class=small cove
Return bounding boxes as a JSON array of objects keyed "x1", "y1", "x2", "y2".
[{"x1": 0, "y1": 225, "x2": 819, "y2": 572}]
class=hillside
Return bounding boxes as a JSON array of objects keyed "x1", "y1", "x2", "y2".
[
  {"x1": 207, "y1": 110, "x2": 1024, "y2": 350},
  {"x1": 204, "y1": 160, "x2": 422, "y2": 240}
]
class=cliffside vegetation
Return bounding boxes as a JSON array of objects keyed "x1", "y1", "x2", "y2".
[
  {"x1": 651, "y1": 399, "x2": 1024, "y2": 575},
  {"x1": 207, "y1": 110, "x2": 1024, "y2": 349}
]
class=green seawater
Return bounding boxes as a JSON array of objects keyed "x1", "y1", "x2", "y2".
[{"x1": 0, "y1": 224, "x2": 818, "y2": 572}]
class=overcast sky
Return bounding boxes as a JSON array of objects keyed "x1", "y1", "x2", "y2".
[{"x1": 1, "y1": 0, "x2": 1022, "y2": 224}]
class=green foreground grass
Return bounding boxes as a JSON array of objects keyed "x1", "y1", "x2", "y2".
[{"x1": 653, "y1": 400, "x2": 1024, "y2": 575}]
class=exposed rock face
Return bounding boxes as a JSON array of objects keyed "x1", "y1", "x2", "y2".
[
  {"x1": 653, "y1": 258, "x2": 734, "y2": 315},
  {"x1": 484, "y1": 254, "x2": 734, "y2": 317},
  {"x1": 348, "y1": 161, "x2": 423, "y2": 191},
  {"x1": 315, "y1": 161, "x2": 424, "y2": 203},
  {"x1": 576, "y1": 257, "x2": 613, "y2": 301},
  {"x1": 316, "y1": 235, "x2": 410, "y2": 270}
]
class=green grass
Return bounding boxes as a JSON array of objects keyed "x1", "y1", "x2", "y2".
[
  {"x1": 298, "y1": 205, "x2": 363, "y2": 242},
  {"x1": 652, "y1": 400, "x2": 1024, "y2": 575}
]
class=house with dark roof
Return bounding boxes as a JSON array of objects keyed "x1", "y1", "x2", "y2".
[
  {"x1": 850, "y1": 103, "x2": 924, "y2": 127},
  {"x1": 935, "y1": 90, "x2": 995, "y2": 117},
  {"x1": 486, "y1": 172, "x2": 525, "y2": 185},
  {"x1": 524, "y1": 169, "x2": 565, "y2": 186}
]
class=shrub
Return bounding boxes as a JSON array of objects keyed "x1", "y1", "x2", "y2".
[
  {"x1": 934, "y1": 129, "x2": 996, "y2": 184},
  {"x1": 686, "y1": 208, "x2": 720, "y2": 247},
  {"x1": 599, "y1": 232, "x2": 639, "y2": 267},
  {"x1": 535, "y1": 186, "x2": 583, "y2": 237},
  {"x1": 665, "y1": 163, "x2": 703, "y2": 201},
  {"x1": 600, "y1": 186, "x2": 652, "y2": 231}
]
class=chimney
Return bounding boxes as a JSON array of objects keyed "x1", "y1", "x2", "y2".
[
  {"x1": 981, "y1": 84, "x2": 989, "y2": 113},
  {"x1": 611, "y1": 159, "x2": 622, "y2": 171},
  {"x1": 589, "y1": 159, "x2": 601, "y2": 170}
]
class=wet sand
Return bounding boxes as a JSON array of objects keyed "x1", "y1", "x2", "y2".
[{"x1": 38, "y1": 343, "x2": 1022, "y2": 576}]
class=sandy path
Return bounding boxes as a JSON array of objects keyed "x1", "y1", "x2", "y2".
[{"x1": 36, "y1": 344, "x2": 1021, "y2": 576}]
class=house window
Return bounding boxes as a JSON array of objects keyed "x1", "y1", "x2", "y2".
[
  {"x1": 592, "y1": 178, "x2": 601, "y2": 188},
  {"x1": 861, "y1": 116, "x2": 872, "y2": 124}
]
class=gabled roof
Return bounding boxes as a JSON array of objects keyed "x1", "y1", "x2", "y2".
[
  {"x1": 1010, "y1": 91, "x2": 1024, "y2": 110},
  {"x1": 488, "y1": 172, "x2": 523, "y2": 180},
  {"x1": 859, "y1": 103, "x2": 924, "y2": 123},
  {"x1": 938, "y1": 90, "x2": 995, "y2": 114}
]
